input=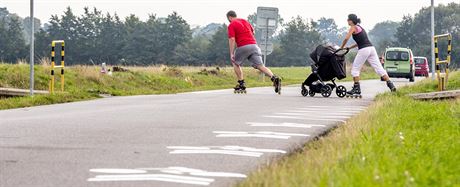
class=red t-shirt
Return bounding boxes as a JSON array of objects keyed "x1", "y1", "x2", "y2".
[{"x1": 228, "y1": 18, "x2": 257, "y2": 47}]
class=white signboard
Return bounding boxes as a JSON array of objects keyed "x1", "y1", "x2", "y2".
[
  {"x1": 256, "y1": 7, "x2": 278, "y2": 56},
  {"x1": 258, "y1": 42, "x2": 274, "y2": 55},
  {"x1": 256, "y1": 7, "x2": 279, "y2": 29}
]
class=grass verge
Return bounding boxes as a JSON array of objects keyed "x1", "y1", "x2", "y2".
[
  {"x1": 0, "y1": 64, "x2": 309, "y2": 110},
  {"x1": 0, "y1": 63, "x2": 379, "y2": 110},
  {"x1": 238, "y1": 71, "x2": 460, "y2": 187}
]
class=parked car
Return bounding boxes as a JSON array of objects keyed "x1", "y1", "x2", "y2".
[
  {"x1": 414, "y1": 56, "x2": 430, "y2": 77},
  {"x1": 384, "y1": 47, "x2": 415, "y2": 82}
]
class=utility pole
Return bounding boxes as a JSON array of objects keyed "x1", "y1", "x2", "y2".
[
  {"x1": 29, "y1": 0, "x2": 35, "y2": 95},
  {"x1": 431, "y1": 0, "x2": 435, "y2": 79}
]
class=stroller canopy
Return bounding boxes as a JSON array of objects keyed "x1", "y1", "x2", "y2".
[{"x1": 309, "y1": 45, "x2": 347, "y2": 81}]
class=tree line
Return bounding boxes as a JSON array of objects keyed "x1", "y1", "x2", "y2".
[{"x1": 0, "y1": 3, "x2": 458, "y2": 68}]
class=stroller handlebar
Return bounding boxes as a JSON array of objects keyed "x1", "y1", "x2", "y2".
[{"x1": 334, "y1": 48, "x2": 350, "y2": 56}]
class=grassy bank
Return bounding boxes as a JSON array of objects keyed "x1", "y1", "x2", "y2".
[
  {"x1": 0, "y1": 63, "x2": 380, "y2": 110},
  {"x1": 0, "y1": 64, "x2": 310, "y2": 110},
  {"x1": 238, "y1": 72, "x2": 460, "y2": 187}
]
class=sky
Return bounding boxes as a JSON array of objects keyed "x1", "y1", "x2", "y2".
[{"x1": 1, "y1": 0, "x2": 458, "y2": 29}]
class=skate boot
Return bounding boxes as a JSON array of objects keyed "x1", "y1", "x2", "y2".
[
  {"x1": 271, "y1": 75, "x2": 282, "y2": 95},
  {"x1": 386, "y1": 80, "x2": 397, "y2": 92},
  {"x1": 346, "y1": 82, "x2": 362, "y2": 98},
  {"x1": 234, "y1": 80, "x2": 247, "y2": 94}
]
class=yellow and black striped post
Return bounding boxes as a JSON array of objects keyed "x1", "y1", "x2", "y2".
[
  {"x1": 434, "y1": 34, "x2": 452, "y2": 91},
  {"x1": 49, "y1": 40, "x2": 65, "y2": 93}
]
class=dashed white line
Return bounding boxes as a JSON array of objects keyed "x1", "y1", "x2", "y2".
[
  {"x1": 263, "y1": 115, "x2": 346, "y2": 122},
  {"x1": 247, "y1": 122, "x2": 326, "y2": 128},
  {"x1": 273, "y1": 113, "x2": 351, "y2": 119},
  {"x1": 88, "y1": 167, "x2": 246, "y2": 186},
  {"x1": 213, "y1": 131, "x2": 309, "y2": 139},
  {"x1": 305, "y1": 105, "x2": 366, "y2": 109},
  {"x1": 167, "y1": 146, "x2": 286, "y2": 157},
  {"x1": 285, "y1": 110, "x2": 360, "y2": 115},
  {"x1": 90, "y1": 169, "x2": 147, "y2": 174},
  {"x1": 88, "y1": 174, "x2": 214, "y2": 185},
  {"x1": 138, "y1": 167, "x2": 247, "y2": 178},
  {"x1": 296, "y1": 107, "x2": 365, "y2": 111}
]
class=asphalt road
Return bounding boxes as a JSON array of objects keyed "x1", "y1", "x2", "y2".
[{"x1": 0, "y1": 78, "x2": 418, "y2": 187}]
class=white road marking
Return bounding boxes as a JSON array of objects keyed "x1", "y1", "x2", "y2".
[
  {"x1": 247, "y1": 122, "x2": 326, "y2": 128},
  {"x1": 88, "y1": 174, "x2": 214, "y2": 185},
  {"x1": 273, "y1": 113, "x2": 351, "y2": 119},
  {"x1": 89, "y1": 169, "x2": 147, "y2": 174},
  {"x1": 167, "y1": 146, "x2": 286, "y2": 157},
  {"x1": 285, "y1": 110, "x2": 360, "y2": 115},
  {"x1": 213, "y1": 131, "x2": 309, "y2": 139},
  {"x1": 88, "y1": 167, "x2": 246, "y2": 186},
  {"x1": 306, "y1": 105, "x2": 366, "y2": 109},
  {"x1": 297, "y1": 107, "x2": 365, "y2": 112},
  {"x1": 138, "y1": 167, "x2": 247, "y2": 178},
  {"x1": 263, "y1": 115, "x2": 346, "y2": 122}
]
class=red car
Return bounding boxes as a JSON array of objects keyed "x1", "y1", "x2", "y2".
[{"x1": 414, "y1": 57, "x2": 430, "y2": 77}]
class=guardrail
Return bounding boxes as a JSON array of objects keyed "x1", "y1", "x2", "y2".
[
  {"x1": 49, "y1": 40, "x2": 65, "y2": 93},
  {"x1": 434, "y1": 34, "x2": 452, "y2": 91}
]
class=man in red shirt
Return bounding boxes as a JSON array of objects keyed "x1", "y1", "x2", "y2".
[{"x1": 226, "y1": 10, "x2": 281, "y2": 94}]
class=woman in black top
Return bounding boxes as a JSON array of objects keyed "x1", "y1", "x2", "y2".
[{"x1": 341, "y1": 14, "x2": 396, "y2": 96}]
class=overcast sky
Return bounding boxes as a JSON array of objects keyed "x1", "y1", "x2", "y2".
[{"x1": 1, "y1": 0, "x2": 458, "y2": 28}]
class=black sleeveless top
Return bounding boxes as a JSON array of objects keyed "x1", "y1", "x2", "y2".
[{"x1": 352, "y1": 25, "x2": 373, "y2": 49}]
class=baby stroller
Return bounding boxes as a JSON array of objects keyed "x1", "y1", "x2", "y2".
[{"x1": 301, "y1": 45, "x2": 349, "y2": 98}]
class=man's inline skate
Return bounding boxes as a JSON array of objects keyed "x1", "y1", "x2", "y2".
[{"x1": 234, "y1": 80, "x2": 247, "y2": 94}]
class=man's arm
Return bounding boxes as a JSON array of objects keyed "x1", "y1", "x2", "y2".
[
  {"x1": 341, "y1": 26, "x2": 355, "y2": 49},
  {"x1": 229, "y1": 37, "x2": 236, "y2": 62}
]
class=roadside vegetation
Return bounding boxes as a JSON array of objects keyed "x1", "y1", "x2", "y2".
[
  {"x1": 238, "y1": 71, "x2": 460, "y2": 187},
  {"x1": 0, "y1": 63, "x2": 384, "y2": 110},
  {"x1": 0, "y1": 63, "x2": 308, "y2": 110}
]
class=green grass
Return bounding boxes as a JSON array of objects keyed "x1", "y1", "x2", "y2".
[
  {"x1": 238, "y1": 71, "x2": 460, "y2": 187},
  {"x1": 0, "y1": 63, "x2": 380, "y2": 110},
  {"x1": 0, "y1": 64, "x2": 310, "y2": 110}
]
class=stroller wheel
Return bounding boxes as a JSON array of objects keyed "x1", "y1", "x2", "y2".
[
  {"x1": 336, "y1": 85, "x2": 347, "y2": 98},
  {"x1": 321, "y1": 85, "x2": 332, "y2": 98},
  {"x1": 301, "y1": 88, "x2": 308, "y2": 97},
  {"x1": 301, "y1": 84, "x2": 309, "y2": 97},
  {"x1": 309, "y1": 89, "x2": 315, "y2": 97}
]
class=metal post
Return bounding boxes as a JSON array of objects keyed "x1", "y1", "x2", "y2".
[
  {"x1": 262, "y1": 19, "x2": 269, "y2": 82},
  {"x1": 29, "y1": 0, "x2": 34, "y2": 95},
  {"x1": 264, "y1": 19, "x2": 269, "y2": 67},
  {"x1": 431, "y1": 0, "x2": 435, "y2": 79}
]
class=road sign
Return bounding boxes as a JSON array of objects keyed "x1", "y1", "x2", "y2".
[
  {"x1": 258, "y1": 29, "x2": 276, "y2": 39},
  {"x1": 256, "y1": 7, "x2": 279, "y2": 30},
  {"x1": 258, "y1": 42, "x2": 273, "y2": 55},
  {"x1": 256, "y1": 7, "x2": 278, "y2": 57}
]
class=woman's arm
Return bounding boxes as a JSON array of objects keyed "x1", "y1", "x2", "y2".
[
  {"x1": 348, "y1": 44, "x2": 358, "y2": 49},
  {"x1": 340, "y1": 26, "x2": 356, "y2": 49}
]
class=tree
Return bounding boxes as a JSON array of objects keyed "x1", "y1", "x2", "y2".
[
  {"x1": 156, "y1": 12, "x2": 192, "y2": 64},
  {"x1": 393, "y1": 2, "x2": 459, "y2": 68},
  {"x1": 317, "y1": 17, "x2": 344, "y2": 45},
  {"x1": 393, "y1": 15, "x2": 417, "y2": 48},
  {"x1": 0, "y1": 16, "x2": 27, "y2": 62},
  {"x1": 276, "y1": 16, "x2": 323, "y2": 66},
  {"x1": 207, "y1": 24, "x2": 229, "y2": 66},
  {"x1": 97, "y1": 13, "x2": 125, "y2": 64},
  {"x1": 121, "y1": 14, "x2": 149, "y2": 65},
  {"x1": 173, "y1": 36, "x2": 210, "y2": 66},
  {"x1": 22, "y1": 17, "x2": 41, "y2": 44},
  {"x1": 368, "y1": 21, "x2": 399, "y2": 54}
]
